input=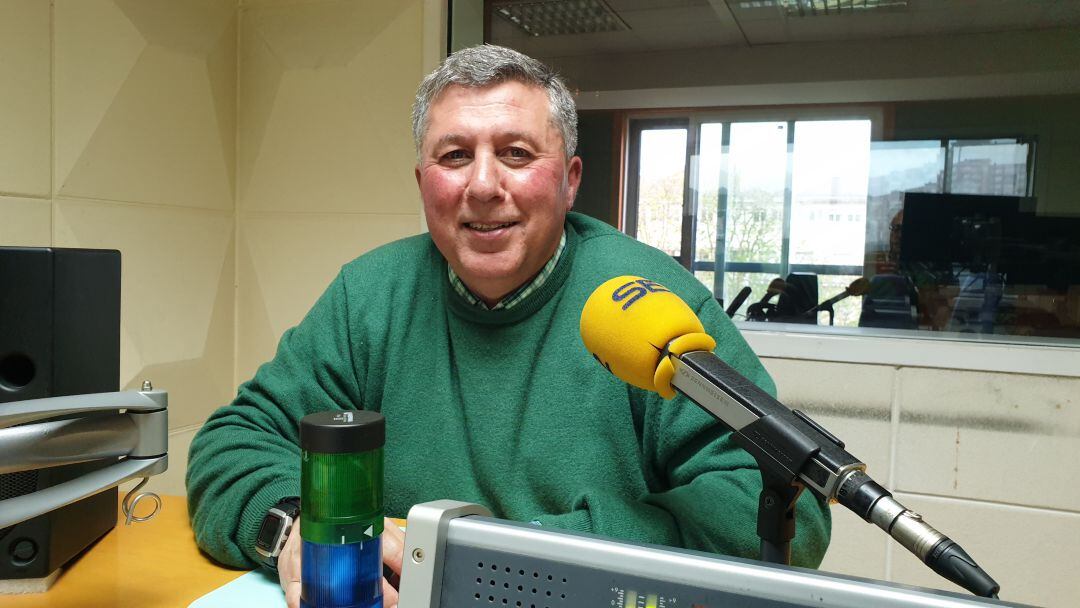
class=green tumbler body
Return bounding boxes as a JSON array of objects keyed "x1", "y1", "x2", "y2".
[{"x1": 300, "y1": 410, "x2": 385, "y2": 608}]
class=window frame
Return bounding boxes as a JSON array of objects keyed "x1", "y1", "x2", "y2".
[
  {"x1": 620, "y1": 106, "x2": 1067, "y2": 359},
  {"x1": 623, "y1": 116, "x2": 694, "y2": 270},
  {"x1": 623, "y1": 105, "x2": 884, "y2": 305}
]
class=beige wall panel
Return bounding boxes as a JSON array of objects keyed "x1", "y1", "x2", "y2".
[
  {"x1": 55, "y1": 0, "x2": 236, "y2": 210},
  {"x1": 241, "y1": 0, "x2": 329, "y2": 6},
  {"x1": 895, "y1": 367, "x2": 1080, "y2": 511},
  {"x1": 236, "y1": 212, "x2": 420, "y2": 382},
  {"x1": 887, "y1": 493, "x2": 1080, "y2": 608},
  {"x1": 0, "y1": 0, "x2": 51, "y2": 197},
  {"x1": 54, "y1": 0, "x2": 146, "y2": 193},
  {"x1": 0, "y1": 197, "x2": 51, "y2": 246},
  {"x1": 151, "y1": 425, "x2": 202, "y2": 497},
  {"x1": 238, "y1": 0, "x2": 422, "y2": 215},
  {"x1": 761, "y1": 358, "x2": 894, "y2": 579},
  {"x1": 53, "y1": 200, "x2": 235, "y2": 429},
  {"x1": 241, "y1": 0, "x2": 440, "y2": 23}
]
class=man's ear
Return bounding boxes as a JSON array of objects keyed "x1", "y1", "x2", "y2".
[
  {"x1": 565, "y1": 155, "x2": 583, "y2": 210},
  {"x1": 414, "y1": 165, "x2": 422, "y2": 188}
]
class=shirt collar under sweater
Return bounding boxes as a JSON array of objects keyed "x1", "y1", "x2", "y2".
[
  {"x1": 448, "y1": 229, "x2": 567, "y2": 311},
  {"x1": 445, "y1": 220, "x2": 579, "y2": 326}
]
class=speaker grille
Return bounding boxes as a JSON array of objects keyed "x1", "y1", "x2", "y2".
[
  {"x1": 0, "y1": 471, "x2": 38, "y2": 501},
  {"x1": 0, "y1": 471, "x2": 39, "y2": 541},
  {"x1": 472, "y1": 560, "x2": 568, "y2": 607}
]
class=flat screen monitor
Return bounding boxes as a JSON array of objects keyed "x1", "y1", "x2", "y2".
[{"x1": 899, "y1": 192, "x2": 1080, "y2": 291}]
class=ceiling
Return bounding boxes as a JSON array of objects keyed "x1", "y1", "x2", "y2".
[{"x1": 489, "y1": 0, "x2": 1080, "y2": 58}]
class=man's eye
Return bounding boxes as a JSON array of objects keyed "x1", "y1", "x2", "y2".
[
  {"x1": 441, "y1": 150, "x2": 470, "y2": 163},
  {"x1": 504, "y1": 147, "x2": 531, "y2": 160}
]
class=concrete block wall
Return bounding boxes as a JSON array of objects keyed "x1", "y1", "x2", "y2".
[{"x1": 762, "y1": 358, "x2": 1080, "y2": 607}]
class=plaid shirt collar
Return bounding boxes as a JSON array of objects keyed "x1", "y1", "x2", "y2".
[{"x1": 448, "y1": 230, "x2": 567, "y2": 311}]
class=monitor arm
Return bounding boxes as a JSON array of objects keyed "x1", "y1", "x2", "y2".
[{"x1": 0, "y1": 384, "x2": 168, "y2": 529}]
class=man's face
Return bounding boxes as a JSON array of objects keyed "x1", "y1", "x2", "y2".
[{"x1": 415, "y1": 81, "x2": 582, "y2": 305}]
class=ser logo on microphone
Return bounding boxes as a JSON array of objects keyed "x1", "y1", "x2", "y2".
[{"x1": 611, "y1": 278, "x2": 670, "y2": 310}]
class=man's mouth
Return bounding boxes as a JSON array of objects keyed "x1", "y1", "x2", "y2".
[{"x1": 464, "y1": 221, "x2": 517, "y2": 232}]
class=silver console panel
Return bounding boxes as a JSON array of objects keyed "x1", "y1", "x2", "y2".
[{"x1": 399, "y1": 501, "x2": 1029, "y2": 608}]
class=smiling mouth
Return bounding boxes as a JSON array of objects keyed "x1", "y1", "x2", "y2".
[{"x1": 464, "y1": 221, "x2": 518, "y2": 232}]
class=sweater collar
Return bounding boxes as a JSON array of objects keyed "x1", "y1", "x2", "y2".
[
  {"x1": 447, "y1": 229, "x2": 567, "y2": 311},
  {"x1": 445, "y1": 219, "x2": 579, "y2": 325}
]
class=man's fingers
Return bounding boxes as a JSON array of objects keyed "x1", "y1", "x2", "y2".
[
  {"x1": 279, "y1": 519, "x2": 303, "y2": 607},
  {"x1": 285, "y1": 580, "x2": 301, "y2": 608},
  {"x1": 381, "y1": 517, "x2": 406, "y2": 575},
  {"x1": 382, "y1": 576, "x2": 400, "y2": 606}
]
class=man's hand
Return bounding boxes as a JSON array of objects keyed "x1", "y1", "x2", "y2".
[
  {"x1": 279, "y1": 517, "x2": 407, "y2": 608},
  {"x1": 279, "y1": 519, "x2": 303, "y2": 608},
  {"x1": 381, "y1": 518, "x2": 406, "y2": 607}
]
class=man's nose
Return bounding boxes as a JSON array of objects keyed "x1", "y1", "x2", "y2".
[{"x1": 464, "y1": 153, "x2": 503, "y2": 203}]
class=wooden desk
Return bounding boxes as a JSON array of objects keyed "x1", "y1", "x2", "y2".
[{"x1": 4, "y1": 495, "x2": 247, "y2": 608}]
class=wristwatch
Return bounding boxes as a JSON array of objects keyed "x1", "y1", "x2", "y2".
[{"x1": 255, "y1": 497, "x2": 301, "y2": 571}]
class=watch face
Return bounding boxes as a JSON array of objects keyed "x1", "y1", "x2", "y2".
[{"x1": 256, "y1": 512, "x2": 284, "y2": 553}]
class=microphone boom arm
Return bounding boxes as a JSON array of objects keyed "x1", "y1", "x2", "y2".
[
  {"x1": 668, "y1": 350, "x2": 1000, "y2": 598},
  {"x1": 673, "y1": 351, "x2": 864, "y2": 499},
  {"x1": 577, "y1": 275, "x2": 996, "y2": 598}
]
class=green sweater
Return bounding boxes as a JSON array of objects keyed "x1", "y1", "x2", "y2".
[{"x1": 186, "y1": 213, "x2": 830, "y2": 569}]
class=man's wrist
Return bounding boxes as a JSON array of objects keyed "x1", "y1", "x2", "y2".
[{"x1": 254, "y1": 496, "x2": 301, "y2": 571}]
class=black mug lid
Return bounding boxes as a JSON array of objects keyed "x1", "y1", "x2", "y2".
[{"x1": 300, "y1": 410, "x2": 385, "y2": 454}]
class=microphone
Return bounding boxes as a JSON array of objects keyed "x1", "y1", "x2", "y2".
[
  {"x1": 725, "y1": 286, "x2": 752, "y2": 318},
  {"x1": 580, "y1": 276, "x2": 1000, "y2": 598},
  {"x1": 745, "y1": 278, "x2": 785, "y2": 321},
  {"x1": 761, "y1": 278, "x2": 786, "y2": 304},
  {"x1": 806, "y1": 277, "x2": 870, "y2": 315}
]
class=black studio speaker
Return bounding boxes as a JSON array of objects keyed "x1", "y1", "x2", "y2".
[{"x1": 0, "y1": 247, "x2": 121, "y2": 580}]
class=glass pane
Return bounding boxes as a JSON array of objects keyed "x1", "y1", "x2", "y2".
[
  {"x1": 636, "y1": 128, "x2": 686, "y2": 256},
  {"x1": 893, "y1": 191, "x2": 1079, "y2": 338},
  {"x1": 723, "y1": 272, "x2": 778, "y2": 321},
  {"x1": 866, "y1": 140, "x2": 945, "y2": 275},
  {"x1": 694, "y1": 123, "x2": 724, "y2": 267},
  {"x1": 790, "y1": 120, "x2": 871, "y2": 267},
  {"x1": 725, "y1": 122, "x2": 787, "y2": 264},
  {"x1": 815, "y1": 274, "x2": 863, "y2": 328},
  {"x1": 947, "y1": 139, "x2": 1030, "y2": 196}
]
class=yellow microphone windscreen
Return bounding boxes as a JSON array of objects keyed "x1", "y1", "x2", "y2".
[{"x1": 580, "y1": 276, "x2": 714, "y2": 395}]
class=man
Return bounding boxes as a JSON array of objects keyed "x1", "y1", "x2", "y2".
[{"x1": 186, "y1": 45, "x2": 830, "y2": 608}]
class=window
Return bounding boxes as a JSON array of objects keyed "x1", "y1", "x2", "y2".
[
  {"x1": 625, "y1": 109, "x2": 1059, "y2": 340},
  {"x1": 624, "y1": 121, "x2": 688, "y2": 259},
  {"x1": 626, "y1": 113, "x2": 878, "y2": 327}
]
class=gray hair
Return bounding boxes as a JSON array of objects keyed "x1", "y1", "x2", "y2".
[{"x1": 411, "y1": 44, "x2": 578, "y2": 160}]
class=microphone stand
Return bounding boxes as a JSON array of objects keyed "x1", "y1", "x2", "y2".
[
  {"x1": 757, "y1": 468, "x2": 807, "y2": 565},
  {"x1": 804, "y1": 294, "x2": 845, "y2": 326},
  {"x1": 736, "y1": 404, "x2": 824, "y2": 566},
  {"x1": 671, "y1": 351, "x2": 839, "y2": 566},
  {"x1": 804, "y1": 279, "x2": 869, "y2": 326},
  {"x1": 665, "y1": 347, "x2": 1001, "y2": 598},
  {"x1": 818, "y1": 303, "x2": 835, "y2": 326}
]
